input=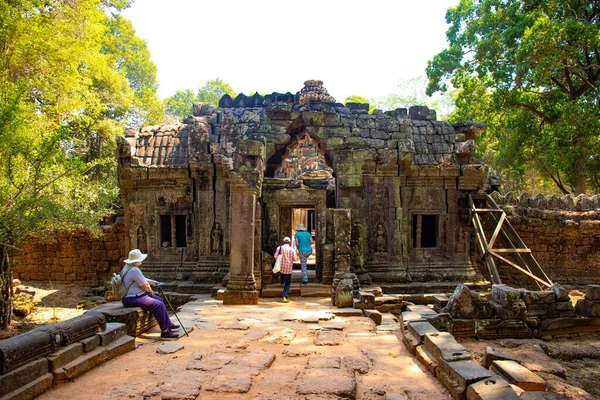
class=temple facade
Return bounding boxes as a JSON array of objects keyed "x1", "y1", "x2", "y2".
[{"x1": 116, "y1": 80, "x2": 489, "y2": 304}]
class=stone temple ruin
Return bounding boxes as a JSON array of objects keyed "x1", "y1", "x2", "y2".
[
  {"x1": 5, "y1": 80, "x2": 600, "y2": 400},
  {"x1": 117, "y1": 80, "x2": 492, "y2": 304}
]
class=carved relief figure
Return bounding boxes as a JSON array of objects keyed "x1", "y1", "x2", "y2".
[
  {"x1": 137, "y1": 226, "x2": 148, "y2": 254},
  {"x1": 375, "y1": 222, "x2": 387, "y2": 253},
  {"x1": 457, "y1": 226, "x2": 470, "y2": 256},
  {"x1": 211, "y1": 222, "x2": 223, "y2": 255}
]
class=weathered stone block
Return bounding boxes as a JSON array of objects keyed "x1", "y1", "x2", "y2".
[
  {"x1": 47, "y1": 342, "x2": 83, "y2": 372},
  {"x1": 52, "y1": 346, "x2": 109, "y2": 382},
  {"x1": 363, "y1": 309, "x2": 382, "y2": 325},
  {"x1": 526, "y1": 303, "x2": 549, "y2": 318},
  {"x1": 451, "y1": 319, "x2": 476, "y2": 337},
  {"x1": 489, "y1": 299, "x2": 526, "y2": 321},
  {"x1": 522, "y1": 290, "x2": 555, "y2": 306},
  {"x1": 424, "y1": 332, "x2": 471, "y2": 363},
  {"x1": 0, "y1": 329, "x2": 59, "y2": 374},
  {"x1": 446, "y1": 284, "x2": 476, "y2": 319},
  {"x1": 433, "y1": 295, "x2": 449, "y2": 313},
  {"x1": 0, "y1": 358, "x2": 48, "y2": 397},
  {"x1": 575, "y1": 299, "x2": 600, "y2": 317},
  {"x1": 408, "y1": 321, "x2": 439, "y2": 342},
  {"x1": 426, "y1": 313, "x2": 452, "y2": 332},
  {"x1": 80, "y1": 335, "x2": 100, "y2": 353},
  {"x1": 1, "y1": 373, "x2": 53, "y2": 400},
  {"x1": 96, "y1": 322, "x2": 127, "y2": 347},
  {"x1": 438, "y1": 359, "x2": 493, "y2": 400},
  {"x1": 466, "y1": 375, "x2": 520, "y2": 400},
  {"x1": 400, "y1": 311, "x2": 426, "y2": 327},
  {"x1": 490, "y1": 360, "x2": 546, "y2": 392},
  {"x1": 537, "y1": 316, "x2": 600, "y2": 337},
  {"x1": 415, "y1": 345, "x2": 438, "y2": 375},
  {"x1": 547, "y1": 301, "x2": 574, "y2": 318},
  {"x1": 492, "y1": 285, "x2": 522, "y2": 307},
  {"x1": 355, "y1": 291, "x2": 375, "y2": 309},
  {"x1": 334, "y1": 278, "x2": 354, "y2": 308},
  {"x1": 39, "y1": 312, "x2": 106, "y2": 347},
  {"x1": 551, "y1": 284, "x2": 570, "y2": 302},
  {"x1": 106, "y1": 335, "x2": 135, "y2": 360},
  {"x1": 475, "y1": 319, "x2": 532, "y2": 340},
  {"x1": 585, "y1": 284, "x2": 600, "y2": 301},
  {"x1": 483, "y1": 346, "x2": 521, "y2": 369}
]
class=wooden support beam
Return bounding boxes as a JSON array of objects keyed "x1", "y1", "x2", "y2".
[{"x1": 489, "y1": 251, "x2": 552, "y2": 288}]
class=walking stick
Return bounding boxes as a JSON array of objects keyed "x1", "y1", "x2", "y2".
[{"x1": 157, "y1": 285, "x2": 189, "y2": 337}]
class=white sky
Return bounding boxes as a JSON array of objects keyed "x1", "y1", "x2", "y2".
[{"x1": 122, "y1": 0, "x2": 460, "y2": 102}]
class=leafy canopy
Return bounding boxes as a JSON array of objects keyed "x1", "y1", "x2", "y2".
[
  {"x1": 0, "y1": 0, "x2": 162, "y2": 327},
  {"x1": 164, "y1": 78, "x2": 236, "y2": 121},
  {"x1": 427, "y1": 0, "x2": 600, "y2": 194}
]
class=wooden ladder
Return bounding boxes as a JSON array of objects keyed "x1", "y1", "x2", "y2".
[{"x1": 468, "y1": 194, "x2": 553, "y2": 290}]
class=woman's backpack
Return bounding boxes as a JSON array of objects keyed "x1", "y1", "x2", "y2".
[{"x1": 110, "y1": 266, "x2": 134, "y2": 300}]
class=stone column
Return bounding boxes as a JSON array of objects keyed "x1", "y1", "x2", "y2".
[
  {"x1": 331, "y1": 209, "x2": 359, "y2": 305},
  {"x1": 223, "y1": 182, "x2": 259, "y2": 305}
]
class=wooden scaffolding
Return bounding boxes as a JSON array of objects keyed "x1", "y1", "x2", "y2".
[{"x1": 468, "y1": 194, "x2": 553, "y2": 290}]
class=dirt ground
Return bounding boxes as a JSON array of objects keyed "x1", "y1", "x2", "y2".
[{"x1": 0, "y1": 281, "x2": 104, "y2": 340}]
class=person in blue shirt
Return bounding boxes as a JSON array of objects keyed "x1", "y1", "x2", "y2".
[{"x1": 294, "y1": 223, "x2": 313, "y2": 284}]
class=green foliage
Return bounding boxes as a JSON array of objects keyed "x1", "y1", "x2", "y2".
[
  {"x1": 373, "y1": 76, "x2": 455, "y2": 120},
  {"x1": 0, "y1": 0, "x2": 161, "y2": 328},
  {"x1": 164, "y1": 78, "x2": 237, "y2": 121},
  {"x1": 428, "y1": 0, "x2": 600, "y2": 194},
  {"x1": 197, "y1": 78, "x2": 236, "y2": 108},
  {"x1": 344, "y1": 95, "x2": 375, "y2": 114},
  {"x1": 165, "y1": 90, "x2": 197, "y2": 121}
]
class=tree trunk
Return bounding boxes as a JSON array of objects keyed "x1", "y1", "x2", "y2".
[
  {"x1": 574, "y1": 155, "x2": 587, "y2": 195},
  {"x1": 0, "y1": 246, "x2": 13, "y2": 329}
]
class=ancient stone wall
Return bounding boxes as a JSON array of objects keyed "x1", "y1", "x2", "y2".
[
  {"x1": 491, "y1": 192, "x2": 600, "y2": 287},
  {"x1": 13, "y1": 218, "x2": 125, "y2": 284}
]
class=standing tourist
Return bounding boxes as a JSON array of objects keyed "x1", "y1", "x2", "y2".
[
  {"x1": 274, "y1": 237, "x2": 297, "y2": 302},
  {"x1": 294, "y1": 223, "x2": 313, "y2": 284},
  {"x1": 120, "y1": 249, "x2": 180, "y2": 339}
]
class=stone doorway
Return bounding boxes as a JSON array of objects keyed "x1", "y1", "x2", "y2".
[{"x1": 262, "y1": 182, "x2": 329, "y2": 284}]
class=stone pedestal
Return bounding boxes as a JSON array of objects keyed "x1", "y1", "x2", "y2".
[{"x1": 223, "y1": 185, "x2": 258, "y2": 305}]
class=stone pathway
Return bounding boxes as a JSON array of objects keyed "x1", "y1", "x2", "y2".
[{"x1": 38, "y1": 296, "x2": 449, "y2": 400}]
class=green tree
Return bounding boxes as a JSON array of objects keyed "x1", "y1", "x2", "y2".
[
  {"x1": 164, "y1": 78, "x2": 237, "y2": 121},
  {"x1": 427, "y1": 0, "x2": 600, "y2": 194},
  {"x1": 344, "y1": 95, "x2": 376, "y2": 114},
  {"x1": 197, "y1": 78, "x2": 236, "y2": 108},
  {"x1": 371, "y1": 76, "x2": 455, "y2": 119},
  {"x1": 0, "y1": 0, "x2": 161, "y2": 328},
  {"x1": 165, "y1": 89, "x2": 198, "y2": 121}
]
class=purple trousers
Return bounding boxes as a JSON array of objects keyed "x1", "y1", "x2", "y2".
[{"x1": 122, "y1": 293, "x2": 173, "y2": 331}]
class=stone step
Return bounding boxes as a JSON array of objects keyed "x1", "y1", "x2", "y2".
[
  {"x1": 261, "y1": 283, "x2": 330, "y2": 298},
  {"x1": 0, "y1": 358, "x2": 48, "y2": 397},
  {"x1": 53, "y1": 346, "x2": 109, "y2": 382},
  {"x1": 0, "y1": 373, "x2": 53, "y2": 400},
  {"x1": 97, "y1": 322, "x2": 127, "y2": 347}
]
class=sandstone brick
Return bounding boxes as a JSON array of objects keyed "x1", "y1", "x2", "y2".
[{"x1": 490, "y1": 360, "x2": 546, "y2": 392}]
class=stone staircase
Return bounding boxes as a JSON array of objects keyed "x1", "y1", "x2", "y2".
[{"x1": 0, "y1": 316, "x2": 134, "y2": 400}]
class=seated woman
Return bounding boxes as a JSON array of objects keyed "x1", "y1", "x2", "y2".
[{"x1": 120, "y1": 249, "x2": 180, "y2": 339}]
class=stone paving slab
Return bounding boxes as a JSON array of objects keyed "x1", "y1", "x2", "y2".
[
  {"x1": 37, "y1": 296, "x2": 451, "y2": 400},
  {"x1": 144, "y1": 374, "x2": 203, "y2": 400},
  {"x1": 296, "y1": 367, "x2": 357, "y2": 399}
]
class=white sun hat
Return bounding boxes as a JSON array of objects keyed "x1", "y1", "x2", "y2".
[
  {"x1": 283, "y1": 236, "x2": 291, "y2": 243},
  {"x1": 124, "y1": 249, "x2": 148, "y2": 264}
]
